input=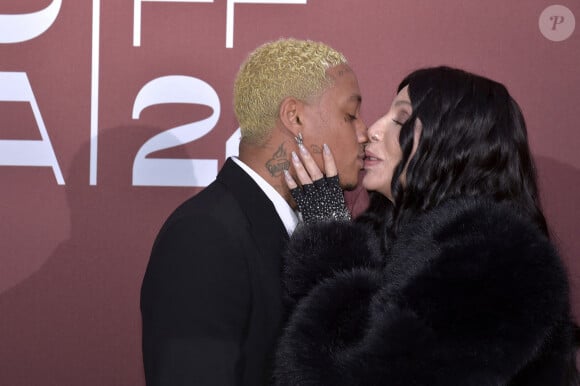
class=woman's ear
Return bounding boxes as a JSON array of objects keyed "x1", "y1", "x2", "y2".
[{"x1": 279, "y1": 96, "x2": 303, "y2": 136}]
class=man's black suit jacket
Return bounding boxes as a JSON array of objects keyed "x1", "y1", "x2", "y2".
[{"x1": 141, "y1": 158, "x2": 289, "y2": 385}]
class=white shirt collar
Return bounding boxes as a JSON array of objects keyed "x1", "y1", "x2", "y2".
[{"x1": 231, "y1": 157, "x2": 300, "y2": 235}]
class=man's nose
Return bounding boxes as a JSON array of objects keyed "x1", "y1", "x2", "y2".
[{"x1": 356, "y1": 119, "x2": 369, "y2": 143}]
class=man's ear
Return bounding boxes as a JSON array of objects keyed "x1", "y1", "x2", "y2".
[{"x1": 279, "y1": 96, "x2": 303, "y2": 136}]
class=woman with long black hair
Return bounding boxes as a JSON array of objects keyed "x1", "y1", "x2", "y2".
[{"x1": 275, "y1": 66, "x2": 578, "y2": 385}]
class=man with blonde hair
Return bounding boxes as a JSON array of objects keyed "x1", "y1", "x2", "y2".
[{"x1": 141, "y1": 38, "x2": 367, "y2": 385}]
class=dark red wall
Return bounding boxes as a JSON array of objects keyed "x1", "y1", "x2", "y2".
[{"x1": 0, "y1": 1, "x2": 578, "y2": 384}]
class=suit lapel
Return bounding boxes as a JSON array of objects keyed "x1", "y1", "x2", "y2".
[{"x1": 217, "y1": 159, "x2": 289, "y2": 266}]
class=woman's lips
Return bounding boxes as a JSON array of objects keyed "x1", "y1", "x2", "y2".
[{"x1": 364, "y1": 150, "x2": 381, "y2": 168}]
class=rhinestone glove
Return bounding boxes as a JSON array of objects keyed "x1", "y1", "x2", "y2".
[{"x1": 290, "y1": 175, "x2": 351, "y2": 224}]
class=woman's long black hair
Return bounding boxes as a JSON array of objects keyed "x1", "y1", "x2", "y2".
[{"x1": 358, "y1": 66, "x2": 548, "y2": 248}]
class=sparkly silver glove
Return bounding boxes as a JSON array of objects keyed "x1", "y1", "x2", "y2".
[{"x1": 290, "y1": 175, "x2": 351, "y2": 224}]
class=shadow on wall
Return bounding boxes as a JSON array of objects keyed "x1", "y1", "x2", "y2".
[
  {"x1": 535, "y1": 156, "x2": 580, "y2": 323},
  {"x1": 0, "y1": 125, "x2": 196, "y2": 386}
]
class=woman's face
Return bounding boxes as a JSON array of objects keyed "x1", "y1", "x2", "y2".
[{"x1": 362, "y1": 86, "x2": 419, "y2": 201}]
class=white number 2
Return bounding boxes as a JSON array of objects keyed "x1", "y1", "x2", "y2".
[{"x1": 132, "y1": 75, "x2": 220, "y2": 187}]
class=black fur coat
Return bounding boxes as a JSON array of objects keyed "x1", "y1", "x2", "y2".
[{"x1": 274, "y1": 197, "x2": 578, "y2": 385}]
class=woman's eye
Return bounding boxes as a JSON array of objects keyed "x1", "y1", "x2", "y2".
[
  {"x1": 345, "y1": 114, "x2": 357, "y2": 122},
  {"x1": 392, "y1": 119, "x2": 403, "y2": 126}
]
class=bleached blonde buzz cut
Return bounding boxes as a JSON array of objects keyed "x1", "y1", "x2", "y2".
[{"x1": 233, "y1": 38, "x2": 348, "y2": 144}]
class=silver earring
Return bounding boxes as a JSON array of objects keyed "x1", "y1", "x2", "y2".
[{"x1": 294, "y1": 132, "x2": 304, "y2": 146}]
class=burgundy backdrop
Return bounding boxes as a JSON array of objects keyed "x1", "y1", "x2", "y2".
[{"x1": 1, "y1": 1, "x2": 578, "y2": 385}]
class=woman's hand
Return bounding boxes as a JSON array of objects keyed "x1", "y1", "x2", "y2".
[
  {"x1": 284, "y1": 143, "x2": 350, "y2": 223},
  {"x1": 284, "y1": 143, "x2": 337, "y2": 189}
]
